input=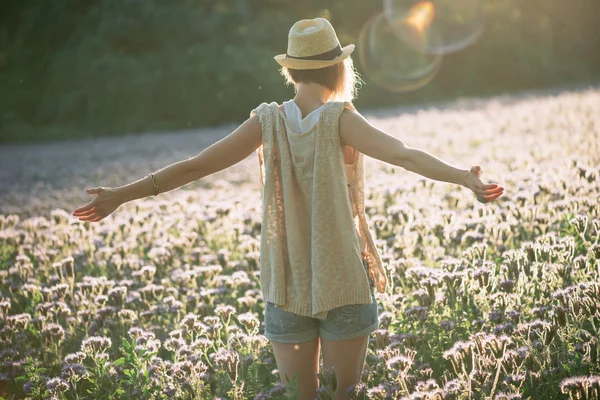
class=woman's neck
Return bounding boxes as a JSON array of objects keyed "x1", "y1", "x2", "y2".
[{"x1": 293, "y1": 83, "x2": 331, "y2": 113}]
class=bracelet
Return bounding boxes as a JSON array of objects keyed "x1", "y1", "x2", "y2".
[{"x1": 149, "y1": 173, "x2": 160, "y2": 196}]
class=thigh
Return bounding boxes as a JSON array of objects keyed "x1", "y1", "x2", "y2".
[
  {"x1": 264, "y1": 304, "x2": 321, "y2": 398},
  {"x1": 321, "y1": 335, "x2": 369, "y2": 399},
  {"x1": 318, "y1": 258, "x2": 378, "y2": 397},
  {"x1": 270, "y1": 337, "x2": 320, "y2": 400}
]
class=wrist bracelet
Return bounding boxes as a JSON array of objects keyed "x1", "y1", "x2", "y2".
[{"x1": 149, "y1": 173, "x2": 160, "y2": 196}]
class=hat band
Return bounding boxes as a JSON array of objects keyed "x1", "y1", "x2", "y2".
[{"x1": 286, "y1": 44, "x2": 342, "y2": 61}]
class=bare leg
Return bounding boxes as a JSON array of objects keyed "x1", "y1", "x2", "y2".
[
  {"x1": 270, "y1": 338, "x2": 320, "y2": 400},
  {"x1": 321, "y1": 335, "x2": 369, "y2": 400}
]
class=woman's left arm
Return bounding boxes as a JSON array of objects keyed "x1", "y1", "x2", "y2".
[{"x1": 73, "y1": 116, "x2": 262, "y2": 221}]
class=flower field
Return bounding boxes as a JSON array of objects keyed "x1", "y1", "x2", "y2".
[{"x1": 0, "y1": 87, "x2": 599, "y2": 399}]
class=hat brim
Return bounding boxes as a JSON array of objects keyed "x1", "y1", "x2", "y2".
[{"x1": 274, "y1": 44, "x2": 355, "y2": 70}]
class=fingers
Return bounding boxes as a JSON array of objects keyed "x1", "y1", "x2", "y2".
[
  {"x1": 482, "y1": 183, "x2": 500, "y2": 190},
  {"x1": 483, "y1": 186, "x2": 504, "y2": 195},
  {"x1": 78, "y1": 214, "x2": 104, "y2": 222},
  {"x1": 477, "y1": 190, "x2": 504, "y2": 203},
  {"x1": 479, "y1": 193, "x2": 503, "y2": 202},
  {"x1": 473, "y1": 182, "x2": 500, "y2": 191},
  {"x1": 473, "y1": 188, "x2": 501, "y2": 197},
  {"x1": 72, "y1": 203, "x2": 95, "y2": 215},
  {"x1": 73, "y1": 207, "x2": 96, "y2": 217},
  {"x1": 76, "y1": 207, "x2": 105, "y2": 221},
  {"x1": 86, "y1": 187, "x2": 103, "y2": 195},
  {"x1": 89, "y1": 215, "x2": 104, "y2": 222},
  {"x1": 473, "y1": 185, "x2": 504, "y2": 205},
  {"x1": 72, "y1": 189, "x2": 102, "y2": 215},
  {"x1": 77, "y1": 213, "x2": 98, "y2": 221},
  {"x1": 474, "y1": 185, "x2": 504, "y2": 196},
  {"x1": 467, "y1": 165, "x2": 505, "y2": 203}
]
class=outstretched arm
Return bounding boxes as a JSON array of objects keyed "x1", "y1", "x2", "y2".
[
  {"x1": 116, "y1": 115, "x2": 262, "y2": 202},
  {"x1": 339, "y1": 108, "x2": 504, "y2": 201},
  {"x1": 72, "y1": 116, "x2": 262, "y2": 221}
]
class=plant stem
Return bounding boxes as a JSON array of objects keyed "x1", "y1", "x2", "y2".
[{"x1": 489, "y1": 342, "x2": 506, "y2": 399}]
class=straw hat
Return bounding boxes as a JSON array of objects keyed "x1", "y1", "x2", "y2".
[{"x1": 275, "y1": 17, "x2": 355, "y2": 70}]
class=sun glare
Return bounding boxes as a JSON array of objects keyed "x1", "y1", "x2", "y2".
[{"x1": 406, "y1": 1, "x2": 435, "y2": 32}]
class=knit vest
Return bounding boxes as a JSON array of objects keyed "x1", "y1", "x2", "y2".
[{"x1": 251, "y1": 100, "x2": 387, "y2": 320}]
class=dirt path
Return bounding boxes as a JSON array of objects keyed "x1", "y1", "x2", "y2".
[{"x1": 1, "y1": 84, "x2": 599, "y2": 219}]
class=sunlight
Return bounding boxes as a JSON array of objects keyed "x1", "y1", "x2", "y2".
[{"x1": 405, "y1": 1, "x2": 435, "y2": 32}]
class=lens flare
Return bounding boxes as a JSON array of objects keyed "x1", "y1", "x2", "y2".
[
  {"x1": 384, "y1": 0, "x2": 485, "y2": 55},
  {"x1": 390, "y1": 1, "x2": 437, "y2": 54},
  {"x1": 405, "y1": 1, "x2": 435, "y2": 33},
  {"x1": 357, "y1": 12, "x2": 442, "y2": 92}
]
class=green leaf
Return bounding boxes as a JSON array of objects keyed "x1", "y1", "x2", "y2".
[
  {"x1": 150, "y1": 385, "x2": 162, "y2": 393},
  {"x1": 113, "y1": 357, "x2": 126, "y2": 366}
]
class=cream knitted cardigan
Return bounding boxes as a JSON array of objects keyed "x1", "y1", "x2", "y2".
[{"x1": 251, "y1": 100, "x2": 387, "y2": 320}]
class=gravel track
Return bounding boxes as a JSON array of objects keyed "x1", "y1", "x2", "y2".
[{"x1": 1, "y1": 84, "x2": 598, "y2": 219}]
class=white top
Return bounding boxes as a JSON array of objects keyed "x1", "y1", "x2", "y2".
[{"x1": 282, "y1": 100, "x2": 326, "y2": 134}]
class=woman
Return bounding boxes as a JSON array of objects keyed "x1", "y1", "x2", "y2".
[{"x1": 73, "y1": 17, "x2": 503, "y2": 400}]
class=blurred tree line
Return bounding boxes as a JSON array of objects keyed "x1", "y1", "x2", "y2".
[{"x1": 1, "y1": 0, "x2": 599, "y2": 143}]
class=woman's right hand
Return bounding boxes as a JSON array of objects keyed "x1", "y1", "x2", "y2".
[
  {"x1": 72, "y1": 187, "x2": 124, "y2": 222},
  {"x1": 462, "y1": 165, "x2": 504, "y2": 204}
]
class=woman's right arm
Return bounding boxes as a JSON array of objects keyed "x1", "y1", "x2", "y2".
[
  {"x1": 339, "y1": 108, "x2": 504, "y2": 202},
  {"x1": 72, "y1": 116, "x2": 262, "y2": 222}
]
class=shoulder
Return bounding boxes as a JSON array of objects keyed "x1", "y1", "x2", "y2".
[
  {"x1": 246, "y1": 114, "x2": 261, "y2": 128},
  {"x1": 339, "y1": 106, "x2": 367, "y2": 130},
  {"x1": 338, "y1": 107, "x2": 376, "y2": 147}
]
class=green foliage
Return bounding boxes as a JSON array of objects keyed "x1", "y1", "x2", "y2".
[
  {"x1": 117, "y1": 338, "x2": 162, "y2": 399},
  {"x1": 0, "y1": 0, "x2": 599, "y2": 143},
  {"x1": 0, "y1": 243, "x2": 17, "y2": 271},
  {"x1": 14, "y1": 357, "x2": 50, "y2": 399}
]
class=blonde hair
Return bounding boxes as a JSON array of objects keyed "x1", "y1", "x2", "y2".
[{"x1": 280, "y1": 57, "x2": 362, "y2": 103}]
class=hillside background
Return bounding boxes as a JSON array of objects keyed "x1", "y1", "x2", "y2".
[{"x1": 1, "y1": 0, "x2": 599, "y2": 143}]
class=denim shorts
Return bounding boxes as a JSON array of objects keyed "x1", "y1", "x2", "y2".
[{"x1": 263, "y1": 258, "x2": 379, "y2": 343}]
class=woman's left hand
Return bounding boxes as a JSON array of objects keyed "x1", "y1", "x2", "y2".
[
  {"x1": 462, "y1": 165, "x2": 504, "y2": 204},
  {"x1": 72, "y1": 187, "x2": 123, "y2": 222}
]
